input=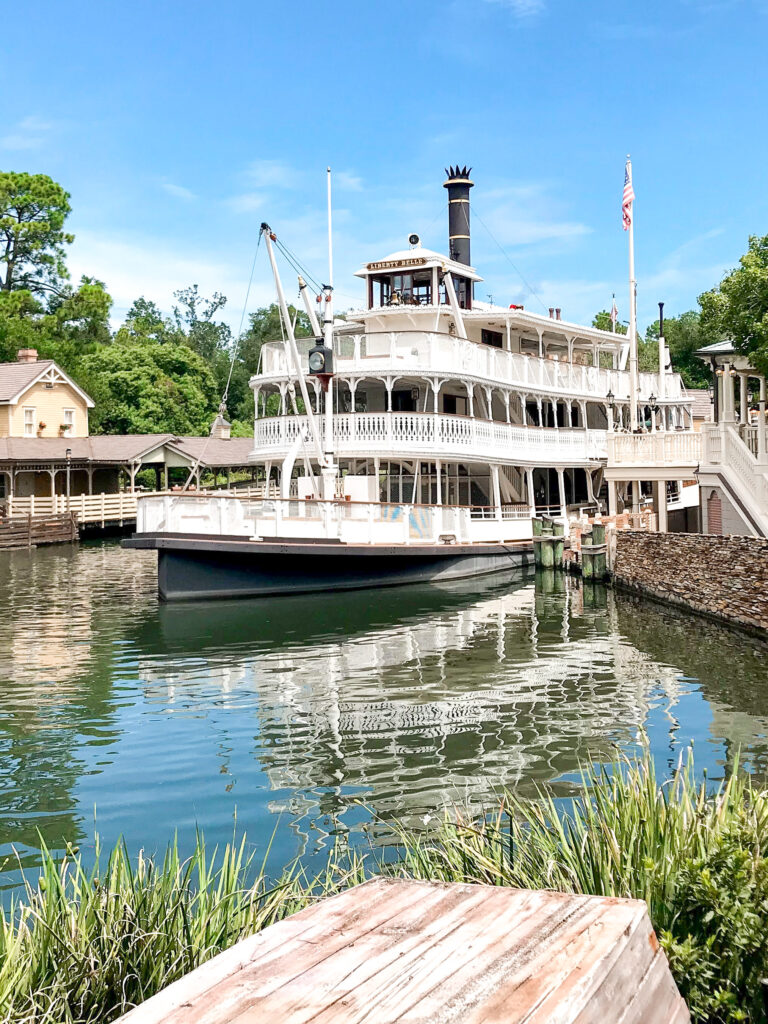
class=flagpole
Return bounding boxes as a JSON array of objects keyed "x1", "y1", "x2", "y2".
[{"x1": 627, "y1": 157, "x2": 638, "y2": 432}]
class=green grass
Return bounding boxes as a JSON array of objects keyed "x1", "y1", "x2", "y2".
[
  {"x1": 0, "y1": 833, "x2": 363, "y2": 1023},
  {"x1": 2, "y1": 749, "x2": 768, "y2": 1023},
  {"x1": 390, "y1": 748, "x2": 768, "y2": 1024}
]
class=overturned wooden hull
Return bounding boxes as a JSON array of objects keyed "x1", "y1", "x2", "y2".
[{"x1": 123, "y1": 533, "x2": 534, "y2": 602}]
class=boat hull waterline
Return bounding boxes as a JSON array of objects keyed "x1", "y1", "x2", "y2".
[{"x1": 124, "y1": 534, "x2": 534, "y2": 602}]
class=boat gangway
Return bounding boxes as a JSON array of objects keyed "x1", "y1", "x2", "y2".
[{"x1": 116, "y1": 878, "x2": 689, "y2": 1023}]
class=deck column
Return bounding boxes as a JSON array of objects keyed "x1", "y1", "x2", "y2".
[
  {"x1": 525, "y1": 467, "x2": 536, "y2": 517},
  {"x1": 653, "y1": 480, "x2": 668, "y2": 533},
  {"x1": 435, "y1": 459, "x2": 442, "y2": 506},
  {"x1": 632, "y1": 480, "x2": 642, "y2": 514},
  {"x1": 758, "y1": 376, "x2": 767, "y2": 463},
  {"x1": 556, "y1": 467, "x2": 567, "y2": 521},
  {"x1": 608, "y1": 479, "x2": 618, "y2": 516},
  {"x1": 491, "y1": 464, "x2": 502, "y2": 519},
  {"x1": 740, "y1": 373, "x2": 748, "y2": 425}
]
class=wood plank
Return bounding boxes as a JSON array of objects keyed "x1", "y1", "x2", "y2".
[{"x1": 116, "y1": 880, "x2": 688, "y2": 1024}]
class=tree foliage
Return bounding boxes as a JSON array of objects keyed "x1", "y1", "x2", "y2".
[
  {"x1": 645, "y1": 311, "x2": 712, "y2": 388},
  {"x1": 81, "y1": 342, "x2": 219, "y2": 435},
  {"x1": 0, "y1": 171, "x2": 74, "y2": 296},
  {"x1": 592, "y1": 309, "x2": 627, "y2": 335},
  {"x1": 699, "y1": 234, "x2": 768, "y2": 377}
]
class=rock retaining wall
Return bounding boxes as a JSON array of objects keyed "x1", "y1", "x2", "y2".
[{"x1": 612, "y1": 531, "x2": 768, "y2": 634}]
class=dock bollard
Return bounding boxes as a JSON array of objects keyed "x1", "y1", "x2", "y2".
[{"x1": 582, "y1": 522, "x2": 607, "y2": 581}]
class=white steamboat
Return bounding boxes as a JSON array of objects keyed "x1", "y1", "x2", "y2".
[{"x1": 128, "y1": 167, "x2": 691, "y2": 600}]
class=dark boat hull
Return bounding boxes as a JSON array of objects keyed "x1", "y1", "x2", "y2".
[{"x1": 123, "y1": 533, "x2": 534, "y2": 602}]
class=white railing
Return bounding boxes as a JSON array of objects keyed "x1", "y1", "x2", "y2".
[
  {"x1": 607, "y1": 431, "x2": 702, "y2": 468},
  {"x1": 136, "y1": 493, "x2": 533, "y2": 545},
  {"x1": 3, "y1": 491, "x2": 139, "y2": 525},
  {"x1": 704, "y1": 423, "x2": 768, "y2": 513},
  {"x1": 258, "y1": 331, "x2": 683, "y2": 402},
  {"x1": 253, "y1": 412, "x2": 607, "y2": 464}
]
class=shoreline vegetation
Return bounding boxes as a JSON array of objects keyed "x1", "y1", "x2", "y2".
[{"x1": 1, "y1": 750, "x2": 767, "y2": 1024}]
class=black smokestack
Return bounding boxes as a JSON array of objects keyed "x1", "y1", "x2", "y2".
[{"x1": 443, "y1": 165, "x2": 474, "y2": 267}]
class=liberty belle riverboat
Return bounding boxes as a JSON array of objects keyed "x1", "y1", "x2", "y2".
[{"x1": 128, "y1": 167, "x2": 692, "y2": 600}]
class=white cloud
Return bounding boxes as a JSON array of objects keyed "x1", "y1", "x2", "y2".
[
  {"x1": 334, "y1": 171, "x2": 364, "y2": 192},
  {"x1": 477, "y1": 183, "x2": 591, "y2": 249},
  {"x1": 0, "y1": 115, "x2": 55, "y2": 150},
  {"x1": 244, "y1": 159, "x2": 302, "y2": 189},
  {"x1": 225, "y1": 192, "x2": 264, "y2": 214},
  {"x1": 161, "y1": 182, "x2": 196, "y2": 201},
  {"x1": 480, "y1": 0, "x2": 545, "y2": 15},
  {"x1": 67, "y1": 230, "x2": 276, "y2": 330}
]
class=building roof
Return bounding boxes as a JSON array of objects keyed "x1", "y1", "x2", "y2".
[
  {"x1": 695, "y1": 340, "x2": 735, "y2": 357},
  {"x1": 684, "y1": 387, "x2": 713, "y2": 421},
  {"x1": 0, "y1": 359, "x2": 56, "y2": 402},
  {"x1": 0, "y1": 434, "x2": 254, "y2": 467},
  {"x1": 355, "y1": 246, "x2": 483, "y2": 283},
  {"x1": 0, "y1": 358, "x2": 95, "y2": 407}
]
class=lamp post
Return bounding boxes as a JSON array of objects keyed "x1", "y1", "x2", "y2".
[
  {"x1": 65, "y1": 448, "x2": 72, "y2": 513},
  {"x1": 606, "y1": 389, "x2": 615, "y2": 432}
]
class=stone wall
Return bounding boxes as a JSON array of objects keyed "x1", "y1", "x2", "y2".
[{"x1": 612, "y1": 531, "x2": 768, "y2": 634}]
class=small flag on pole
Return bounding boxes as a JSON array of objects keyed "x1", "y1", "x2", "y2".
[
  {"x1": 622, "y1": 157, "x2": 635, "y2": 231},
  {"x1": 610, "y1": 295, "x2": 618, "y2": 332}
]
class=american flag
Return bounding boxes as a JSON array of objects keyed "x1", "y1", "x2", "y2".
[
  {"x1": 622, "y1": 158, "x2": 635, "y2": 231},
  {"x1": 610, "y1": 296, "x2": 619, "y2": 330}
]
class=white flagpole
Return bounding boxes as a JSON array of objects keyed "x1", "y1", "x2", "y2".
[{"x1": 627, "y1": 157, "x2": 638, "y2": 432}]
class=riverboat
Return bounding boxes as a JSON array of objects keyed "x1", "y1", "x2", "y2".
[{"x1": 126, "y1": 167, "x2": 691, "y2": 600}]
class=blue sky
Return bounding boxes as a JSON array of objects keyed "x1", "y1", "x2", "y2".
[{"x1": 2, "y1": 0, "x2": 766, "y2": 333}]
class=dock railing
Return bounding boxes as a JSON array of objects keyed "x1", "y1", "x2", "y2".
[{"x1": 136, "y1": 493, "x2": 533, "y2": 545}]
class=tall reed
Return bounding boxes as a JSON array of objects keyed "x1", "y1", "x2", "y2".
[
  {"x1": 0, "y1": 833, "x2": 363, "y2": 1024},
  {"x1": 389, "y1": 748, "x2": 768, "y2": 1024}
]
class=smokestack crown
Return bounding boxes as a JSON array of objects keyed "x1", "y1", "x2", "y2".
[{"x1": 443, "y1": 165, "x2": 474, "y2": 269}]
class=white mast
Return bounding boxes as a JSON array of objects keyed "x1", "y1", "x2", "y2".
[
  {"x1": 625, "y1": 156, "x2": 638, "y2": 432},
  {"x1": 322, "y1": 168, "x2": 335, "y2": 470},
  {"x1": 261, "y1": 225, "x2": 326, "y2": 467},
  {"x1": 298, "y1": 275, "x2": 322, "y2": 335}
]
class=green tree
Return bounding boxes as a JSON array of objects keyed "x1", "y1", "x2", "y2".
[
  {"x1": 699, "y1": 234, "x2": 768, "y2": 376},
  {"x1": 592, "y1": 309, "x2": 627, "y2": 335},
  {"x1": 0, "y1": 171, "x2": 74, "y2": 297},
  {"x1": 239, "y1": 303, "x2": 312, "y2": 376},
  {"x1": 80, "y1": 342, "x2": 219, "y2": 435},
  {"x1": 645, "y1": 311, "x2": 712, "y2": 389},
  {"x1": 115, "y1": 297, "x2": 184, "y2": 347}
]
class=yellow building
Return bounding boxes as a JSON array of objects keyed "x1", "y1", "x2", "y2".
[{"x1": 0, "y1": 349, "x2": 93, "y2": 439}]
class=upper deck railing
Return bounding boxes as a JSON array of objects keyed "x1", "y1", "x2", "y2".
[
  {"x1": 256, "y1": 331, "x2": 684, "y2": 403},
  {"x1": 252, "y1": 411, "x2": 607, "y2": 465}
]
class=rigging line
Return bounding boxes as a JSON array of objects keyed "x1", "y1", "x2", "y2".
[
  {"x1": 471, "y1": 208, "x2": 548, "y2": 313},
  {"x1": 273, "y1": 237, "x2": 324, "y2": 293},
  {"x1": 181, "y1": 232, "x2": 263, "y2": 493}
]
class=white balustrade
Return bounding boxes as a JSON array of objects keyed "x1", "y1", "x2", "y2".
[
  {"x1": 136, "y1": 493, "x2": 534, "y2": 545},
  {"x1": 607, "y1": 431, "x2": 702, "y2": 468},
  {"x1": 252, "y1": 412, "x2": 607, "y2": 464},
  {"x1": 258, "y1": 332, "x2": 683, "y2": 403}
]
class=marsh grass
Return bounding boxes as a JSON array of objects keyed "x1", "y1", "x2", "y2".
[
  {"x1": 1, "y1": 749, "x2": 767, "y2": 1023},
  {"x1": 390, "y1": 748, "x2": 768, "y2": 1023},
  {"x1": 0, "y1": 833, "x2": 364, "y2": 1023}
]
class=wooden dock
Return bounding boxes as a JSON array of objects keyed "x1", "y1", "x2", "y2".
[
  {"x1": 117, "y1": 878, "x2": 689, "y2": 1023},
  {"x1": 0, "y1": 511, "x2": 78, "y2": 549}
]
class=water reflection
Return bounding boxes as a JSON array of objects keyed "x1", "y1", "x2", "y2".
[{"x1": 0, "y1": 541, "x2": 767, "y2": 884}]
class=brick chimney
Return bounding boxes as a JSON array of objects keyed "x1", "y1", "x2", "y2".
[{"x1": 17, "y1": 348, "x2": 38, "y2": 363}]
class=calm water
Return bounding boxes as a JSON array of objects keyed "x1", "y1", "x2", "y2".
[{"x1": 0, "y1": 540, "x2": 767, "y2": 887}]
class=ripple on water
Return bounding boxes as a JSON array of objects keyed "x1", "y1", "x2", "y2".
[{"x1": 1, "y1": 540, "x2": 768, "y2": 889}]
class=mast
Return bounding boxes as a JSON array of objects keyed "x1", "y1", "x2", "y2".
[
  {"x1": 261, "y1": 224, "x2": 326, "y2": 467},
  {"x1": 323, "y1": 167, "x2": 335, "y2": 465},
  {"x1": 625, "y1": 156, "x2": 638, "y2": 432}
]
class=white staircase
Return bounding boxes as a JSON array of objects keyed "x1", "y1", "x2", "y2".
[{"x1": 700, "y1": 423, "x2": 768, "y2": 537}]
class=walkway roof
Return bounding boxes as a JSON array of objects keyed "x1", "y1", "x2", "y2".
[{"x1": 0, "y1": 435, "x2": 254, "y2": 467}]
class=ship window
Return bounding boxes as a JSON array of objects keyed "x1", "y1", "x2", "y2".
[
  {"x1": 481, "y1": 329, "x2": 503, "y2": 348},
  {"x1": 442, "y1": 394, "x2": 468, "y2": 416}
]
